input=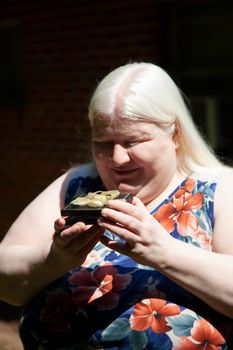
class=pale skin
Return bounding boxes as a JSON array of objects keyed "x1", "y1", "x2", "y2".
[{"x1": 0, "y1": 116, "x2": 233, "y2": 320}]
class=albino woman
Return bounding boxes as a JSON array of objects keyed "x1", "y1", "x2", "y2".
[{"x1": 1, "y1": 63, "x2": 233, "y2": 349}]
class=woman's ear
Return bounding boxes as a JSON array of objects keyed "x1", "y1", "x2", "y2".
[{"x1": 172, "y1": 122, "x2": 180, "y2": 149}]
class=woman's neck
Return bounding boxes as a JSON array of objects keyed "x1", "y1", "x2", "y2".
[{"x1": 145, "y1": 171, "x2": 187, "y2": 212}]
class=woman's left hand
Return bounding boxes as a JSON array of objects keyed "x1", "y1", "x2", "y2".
[{"x1": 98, "y1": 196, "x2": 172, "y2": 268}]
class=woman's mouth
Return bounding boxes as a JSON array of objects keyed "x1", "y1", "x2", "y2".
[{"x1": 111, "y1": 168, "x2": 140, "y2": 176}]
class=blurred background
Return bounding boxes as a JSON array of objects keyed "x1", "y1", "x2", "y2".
[{"x1": 0, "y1": 0, "x2": 232, "y2": 348}]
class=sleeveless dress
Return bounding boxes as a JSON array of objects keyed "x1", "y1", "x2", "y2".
[{"x1": 19, "y1": 163, "x2": 233, "y2": 349}]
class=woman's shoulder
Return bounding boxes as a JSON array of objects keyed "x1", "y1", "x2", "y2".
[
  {"x1": 189, "y1": 165, "x2": 232, "y2": 184},
  {"x1": 213, "y1": 166, "x2": 233, "y2": 200}
]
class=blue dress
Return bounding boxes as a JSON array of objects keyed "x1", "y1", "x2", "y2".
[{"x1": 19, "y1": 164, "x2": 233, "y2": 349}]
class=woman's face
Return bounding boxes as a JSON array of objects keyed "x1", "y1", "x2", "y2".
[{"x1": 92, "y1": 115, "x2": 178, "y2": 204}]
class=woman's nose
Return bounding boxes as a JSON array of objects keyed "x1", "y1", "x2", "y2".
[{"x1": 111, "y1": 144, "x2": 130, "y2": 165}]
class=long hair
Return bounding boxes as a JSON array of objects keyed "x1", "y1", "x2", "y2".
[{"x1": 88, "y1": 62, "x2": 224, "y2": 174}]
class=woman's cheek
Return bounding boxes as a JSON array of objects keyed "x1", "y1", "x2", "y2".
[{"x1": 131, "y1": 144, "x2": 156, "y2": 163}]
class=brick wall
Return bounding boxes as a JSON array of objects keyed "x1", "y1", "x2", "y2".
[{"x1": 0, "y1": 0, "x2": 165, "y2": 237}]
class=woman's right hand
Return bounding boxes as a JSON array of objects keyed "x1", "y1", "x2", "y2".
[{"x1": 51, "y1": 218, "x2": 104, "y2": 271}]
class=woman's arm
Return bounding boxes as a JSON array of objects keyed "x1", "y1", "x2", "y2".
[
  {"x1": 0, "y1": 169, "x2": 103, "y2": 305},
  {"x1": 97, "y1": 170, "x2": 233, "y2": 318}
]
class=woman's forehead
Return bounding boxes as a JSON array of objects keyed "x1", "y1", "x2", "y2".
[
  {"x1": 92, "y1": 115, "x2": 159, "y2": 138},
  {"x1": 94, "y1": 115, "x2": 140, "y2": 129}
]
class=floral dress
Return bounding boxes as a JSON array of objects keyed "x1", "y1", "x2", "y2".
[{"x1": 19, "y1": 163, "x2": 233, "y2": 349}]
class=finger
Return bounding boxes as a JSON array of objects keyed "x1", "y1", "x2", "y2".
[
  {"x1": 63, "y1": 224, "x2": 104, "y2": 252},
  {"x1": 53, "y1": 221, "x2": 86, "y2": 247},
  {"x1": 64, "y1": 223, "x2": 104, "y2": 244},
  {"x1": 60, "y1": 221, "x2": 86, "y2": 238},
  {"x1": 100, "y1": 205, "x2": 142, "y2": 234},
  {"x1": 99, "y1": 235, "x2": 130, "y2": 255},
  {"x1": 53, "y1": 223, "x2": 104, "y2": 249},
  {"x1": 131, "y1": 196, "x2": 147, "y2": 209},
  {"x1": 54, "y1": 217, "x2": 66, "y2": 233},
  {"x1": 106, "y1": 197, "x2": 147, "y2": 219},
  {"x1": 98, "y1": 217, "x2": 139, "y2": 243}
]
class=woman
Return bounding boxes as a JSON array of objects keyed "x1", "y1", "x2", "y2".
[{"x1": 1, "y1": 62, "x2": 233, "y2": 349}]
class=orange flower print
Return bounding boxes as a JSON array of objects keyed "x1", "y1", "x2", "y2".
[
  {"x1": 175, "y1": 319, "x2": 225, "y2": 349},
  {"x1": 130, "y1": 298, "x2": 180, "y2": 333},
  {"x1": 154, "y1": 178, "x2": 203, "y2": 237},
  {"x1": 69, "y1": 263, "x2": 132, "y2": 310}
]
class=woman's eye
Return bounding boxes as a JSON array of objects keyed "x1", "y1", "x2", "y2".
[
  {"x1": 125, "y1": 140, "x2": 141, "y2": 147},
  {"x1": 93, "y1": 141, "x2": 113, "y2": 148}
]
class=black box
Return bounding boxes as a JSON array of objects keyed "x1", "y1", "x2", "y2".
[{"x1": 61, "y1": 192, "x2": 133, "y2": 225}]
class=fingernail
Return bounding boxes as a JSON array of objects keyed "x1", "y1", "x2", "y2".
[{"x1": 101, "y1": 208, "x2": 107, "y2": 216}]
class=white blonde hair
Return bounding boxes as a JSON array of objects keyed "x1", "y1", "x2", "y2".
[{"x1": 88, "y1": 62, "x2": 224, "y2": 174}]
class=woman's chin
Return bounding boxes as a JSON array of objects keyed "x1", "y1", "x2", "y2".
[{"x1": 117, "y1": 183, "x2": 139, "y2": 195}]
